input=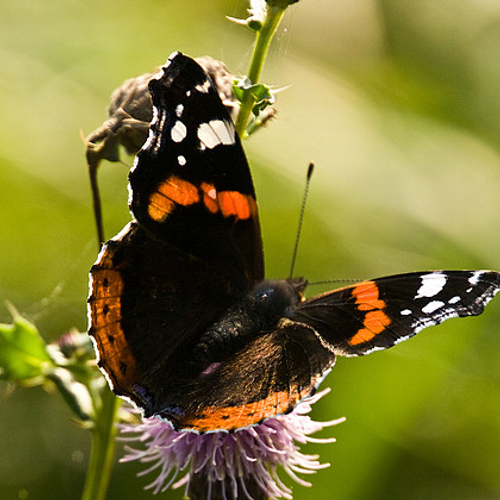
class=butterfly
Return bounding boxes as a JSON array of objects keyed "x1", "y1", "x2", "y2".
[{"x1": 88, "y1": 52, "x2": 500, "y2": 433}]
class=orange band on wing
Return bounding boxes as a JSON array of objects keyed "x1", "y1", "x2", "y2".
[
  {"x1": 88, "y1": 247, "x2": 137, "y2": 391},
  {"x1": 147, "y1": 177, "x2": 257, "y2": 222},
  {"x1": 148, "y1": 192, "x2": 175, "y2": 221},
  {"x1": 348, "y1": 310, "x2": 392, "y2": 345},
  {"x1": 148, "y1": 176, "x2": 200, "y2": 221},
  {"x1": 351, "y1": 281, "x2": 386, "y2": 311},
  {"x1": 348, "y1": 281, "x2": 391, "y2": 346},
  {"x1": 200, "y1": 182, "x2": 218, "y2": 214},
  {"x1": 217, "y1": 191, "x2": 255, "y2": 220},
  {"x1": 178, "y1": 390, "x2": 297, "y2": 432}
]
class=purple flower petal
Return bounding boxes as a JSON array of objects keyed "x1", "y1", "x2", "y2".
[{"x1": 118, "y1": 389, "x2": 344, "y2": 499}]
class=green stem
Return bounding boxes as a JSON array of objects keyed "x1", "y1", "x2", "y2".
[
  {"x1": 81, "y1": 388, "x2": 121, "y2": 500},
  {"x1": 235, "y1": 5, "x2": 287, "y2": 137}
]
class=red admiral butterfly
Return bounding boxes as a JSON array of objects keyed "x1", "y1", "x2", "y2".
[{"x1": 88, "y1": 52, "x2": 500, "y2": 433}]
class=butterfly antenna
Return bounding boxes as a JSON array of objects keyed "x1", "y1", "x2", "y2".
[
  {"x1": 289, "y1": 162, "x2": 314, "y2": 279},
  {"x1": 308, "y1": 278, "x2": 360, "y2": 287}
]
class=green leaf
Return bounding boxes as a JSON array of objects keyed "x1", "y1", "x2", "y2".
[
  {"x1": 233, "y1": 78, "x2": 275, "y2": 120},
  {"x1": 232, "y1": 78, "x2": 249, "y2": 102},
  {"x1": 249, "y1": 83, "x2": 273, "y2": 101},
  {"x1": 0, "y1": 309, "x2": 54, "y2": 382}
]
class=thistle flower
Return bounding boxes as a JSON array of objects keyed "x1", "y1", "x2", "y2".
[{"x1": 119, "y1": 389, "x2": 344, "y2": 500}]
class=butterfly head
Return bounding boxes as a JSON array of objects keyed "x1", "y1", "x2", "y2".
[{"x1": 247, "y1": 278, "x2": 307, "y2": 324}]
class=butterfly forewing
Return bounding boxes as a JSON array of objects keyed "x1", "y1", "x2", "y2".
[
  {"x1": 290, "y1": 271, "x2": 500, "y2": 356},
  {"x1": 129, "y1": 52, "x2": 264, "y2": 282}
]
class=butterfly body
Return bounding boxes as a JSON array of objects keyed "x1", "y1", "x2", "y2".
[{"x1": 88, "y1": 52, "x2": 500, "y2": 433}]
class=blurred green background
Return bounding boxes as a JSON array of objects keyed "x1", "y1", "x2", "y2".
[{"x1": 2, "y1": 0, "x2": 500, "y2": 498}]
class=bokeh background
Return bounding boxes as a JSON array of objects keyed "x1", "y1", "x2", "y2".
[{"x1": 2, "y1": 0, "x2": 500, "y2": 498}]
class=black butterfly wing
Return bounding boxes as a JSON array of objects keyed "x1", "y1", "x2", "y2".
[
  {"x1": 89, "y1": 222, "x2": 264, "y2": 414},
  {"x1": 88, "y1": 52, "x2": 264, "y2": 415},
  {"x1": 129, "y1": 52, "x2": 263, "y2": 281},
  {"x1": 289, "y1": 271, "x2": 500, "y2": 356},
  {"x1": 155, "y1": 269, "x2": 500, "y2": 431},
  {"x1": 153, "y1": 318, "x2": 336, "y2": 432}
]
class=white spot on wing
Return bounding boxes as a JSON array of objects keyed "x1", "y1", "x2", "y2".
[
  {"x1": 448, "y1": 296, "x2": 461, "y2": 304},
  {"x1": 164, "y1": 52, "x2": 178, "y2": 68},
  {"x1": 155, "y1": 112, "x2": 167, "y2": 150},
  {"x1": 197, "y1": 119, "x2": 235, "y2": 149},
  {"x1": 468, "y1": 271, "x2": 483, "y2": 286},
  {"x1": 177, "y1": 155, "x2": 186, "y2": 166},
  {"x1": 422, "y1": 300, "x2": 445, "y2": 314},
  {"x1": 175, "y1": 104, "x2": 184, "y2": 117},
  {"x1": 416, "y1": 272, "x2": 447, "y2": 299},
  {"x1": 393, "y1": 333, "x2": 413, "y2": 345},
  {"x1": 171, "y1": 121, "x2": 187, "y2": 142},
  {"x1": 400, "y1": 309, "x2": 412, "y2": 316},
  {"x1": 195, "y1": 80, "x2": 211, "y2": 94},
  {"x1": 358, "y1": 345, "x2": 386, "y2": 355}
]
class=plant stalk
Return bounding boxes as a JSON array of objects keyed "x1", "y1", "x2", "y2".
[
  {"x1": 81, "y1": 389, "x2": 121, "y2": 500},
  {"x1": 235, "y1": 4, "x2": 287, "y2": 137}
]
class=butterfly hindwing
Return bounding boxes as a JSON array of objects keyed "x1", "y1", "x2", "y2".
[
  {"x1": 88, "y1": 222, "x2": 253, "y2": 415},
  {"x1": 152, "y1": 318, "x2": 336, "y2": 432}
]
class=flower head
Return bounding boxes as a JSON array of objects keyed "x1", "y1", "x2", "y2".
[{"x1": 119, "y1": 389, "x2": 344, "y2": 500}]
